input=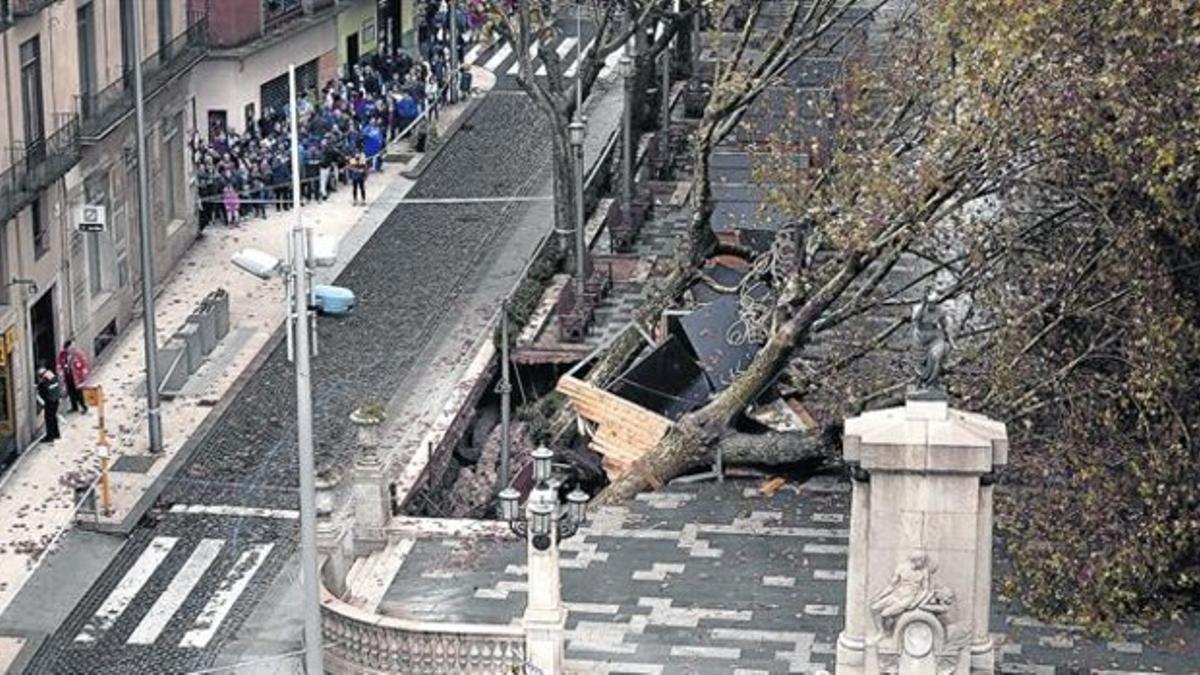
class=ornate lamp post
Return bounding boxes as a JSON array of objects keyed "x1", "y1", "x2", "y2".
[
  {"x1": 568, "y1": 120, "x2": 588, "y2": 303},
  {"x1": 498, "y1": 447, "x2": 590, "y2": 674},
  {"x1": 618, "y1": 46, "x2": 637, "y2": 237}
]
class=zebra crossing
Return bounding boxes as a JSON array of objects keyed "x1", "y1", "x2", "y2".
[
  {"x1": 71, "y1": 534, "x2": 277, "y2": 649},
  {"x1": 465, "y1": 20, "x2": 667, "y2": 80}
]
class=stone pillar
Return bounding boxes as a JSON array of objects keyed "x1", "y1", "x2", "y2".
[
  {"x1": 837, "y1": 467, "x2": 871, "y2": 668},
  {"x1": 523, "y1": 486, "x2": 566, "y2": 675},
  {"x1": 316, "y1": 468, "x2": 349, "y2": 596},
  {"x1": 836, "y1": 396, "x2": 1007, "y2": 675},
  {"x1": 351, "y1": 406, "x2": 390, "y2": 555}
]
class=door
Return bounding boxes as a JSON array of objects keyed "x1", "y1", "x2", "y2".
[
  {"x1": 29, "y1": 290, "x2": 56, "y2": 375},
  {"x1": 0, "y1": 339, "x2": 16, "y2": 470},
  {"x1": 208, "y1": 110, "x2": 227, "y2": 137},
  {"x1": 347, "y1": 33, "x2": 360, "y2": 73}
]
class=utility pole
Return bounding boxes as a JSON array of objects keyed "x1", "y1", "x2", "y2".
[
  {"x1": 131, "y1": 0, "x2": 163, "y2": 454},
  {"x1": 448, "y1": 0, "x2": 459, "y2": 103},
  {"x1": 288, "y1": 65, "x2": 324, "y2": 675},
  {"x1": 498, "y1": 299, "x2": 512, "y2": 488},
  {"x1": 570, "y1": 120, "x2": 587, "y2": 302},
  {"x1": 619, "y1": 42, "x2": 637, "y2": 239}
]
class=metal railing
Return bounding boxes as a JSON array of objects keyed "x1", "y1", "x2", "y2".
[
  {"x1": 0, "y1": 114, "x2": 81, "y2": 224},
  {"x1": 263, "y1": 0, "x2": 303, "y2": 29},
  {"x1": 77, "y1": 16, "x2": 209, "y2": 141},
  {"x1": 10, "y1": 0, "x2": 54, "y2": 17}
]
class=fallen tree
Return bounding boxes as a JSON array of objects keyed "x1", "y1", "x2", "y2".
[
  {"x1": 545, "y1": 0, "x2": 886, "y2": 440},
  {"x1": 585, "y1": 0, "x2": 1200, "y2": 627}
]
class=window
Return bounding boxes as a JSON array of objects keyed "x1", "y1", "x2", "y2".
[
  {"x1": 87, "y1": 229, "x2": 103, "y2": 297},
  {"x1": 157, "y1": 0, "x2": 172, "y2": 60},
  {"x1": 119, "y1": 0, "x2": 135, "y2": 89},
  {"x1": 84, "y1": 171, "x2": 112, "y2": 299},
  {"x1": 162, "y1": 113, "x2": 185, "y2": 223},
  {"x1": 31, "y1": 198, "x2": 49, "y2": 259},
  {"x1": 77, "y1": 3, "x2": 97, "y2": 119},
  {"x1": 19, "y1": 36, "x2": 44, "y2": 162}
]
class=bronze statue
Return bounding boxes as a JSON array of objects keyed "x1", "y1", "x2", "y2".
[{"x1": 912, "y1": 288, "x2": 955, "y2": 393}]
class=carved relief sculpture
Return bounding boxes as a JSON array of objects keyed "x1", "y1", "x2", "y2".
[{"x1": 870, "y1": 554, "x2": 972, "y2": 674}]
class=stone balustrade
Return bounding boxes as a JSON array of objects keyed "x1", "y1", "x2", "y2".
[{"x1": 321, "y1": 585, "x2": 527, "y2": 674}]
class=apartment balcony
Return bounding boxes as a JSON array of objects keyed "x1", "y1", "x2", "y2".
[
  {"x1": 263, "y1": 0, "x2": 336, "y2": 31},
  {"x1": 10, "y1": 0, "x2": 55, "y2": 17},
  {"x1": 0, "y1": 114, "x2": 81, "y2": 225},
  {"x1": 76, "y1": 15, "x2": 209, "y2": 143}
]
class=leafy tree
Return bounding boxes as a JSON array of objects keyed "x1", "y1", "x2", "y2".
[
  {"x1": 586, "y1": 0, "x2": 1199, "y2": 625},
  {"x1": 485, "y1": 0, "x2": 687, "y2": 251}
]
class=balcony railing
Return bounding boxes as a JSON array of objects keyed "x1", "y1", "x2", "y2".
[
  {"x1": 264, "y1": 0, "x2": 303, "y2": 30},
  {"x1": 11, "y1": 0, "x2": 55, "y2": 17},
  {"x1": 0, "y1": 114, "x2": 81, "y2": 225},
  {"x1": 77, "y1": 16, "x2": 209, "y2": 142}
]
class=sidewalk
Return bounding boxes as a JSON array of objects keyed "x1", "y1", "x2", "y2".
[{"x1": 0, "y1": 67, "x2": 494, "y2": 619}]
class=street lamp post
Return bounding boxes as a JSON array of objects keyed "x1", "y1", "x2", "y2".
[
  {"x1": 660, "y1": 50, "x2": 671, "y2": 132},
  {"x1": 287, "y1": 65, "x2": 324, "y2": 675},
  {"x1": 619, "y1": 45, "x2": 637, "y2": 237},
  {"x1": 497, "y1": 299, "x2": 512, "y2": 488},
  {"x1": 498, "y1": 447, "x2": 590, "y2": 675},
  {"x1": 449, "y1": 0, "x2": 459, "y2": 104},
  {"x1": 569, "y1": 120, "x2": 587, "y2": 303},
  {"x1": 131, "y1": 0, "x2": 163, "y2": 454}
]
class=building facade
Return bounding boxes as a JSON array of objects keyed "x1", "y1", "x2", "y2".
[
  {"x1": 0, "y1": 0, "x2": 205, "y2": 465},
  {"x1": 189, "y1": 0, "x2": 413, "y2": 136}
]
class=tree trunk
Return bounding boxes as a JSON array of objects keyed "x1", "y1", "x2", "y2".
[
  {"x1": 715, "y1": 429, "x2": 836, "y2": 467},
  {"x1": 682, "y1": 120, "x2": 718, "y2": 268},
  {"x1": 596, "y1": 255, "x2": 869, "y2": 502},
  {"x1": 598, "y1": 321, "x2": 799, "y2": 503},
  {"x1": 545, "y1": 111, "x2": 722, "y2": 443},
  {"x1": 550, "y1": 118, "x2": 580, "y2": 272}
]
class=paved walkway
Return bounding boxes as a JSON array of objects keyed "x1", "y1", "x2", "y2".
[
  {"x1": 210, "y1": 76, "x2": 631, "y2": 674},
  {"x1": 382, "y1": 478, "x2": 1199, "y2": 675},
  {"x1": 0, "y1": 68, "x2": 492, "y2": 621}
]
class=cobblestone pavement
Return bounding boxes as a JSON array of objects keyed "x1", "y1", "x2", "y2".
[
  {"x1": 383, "y1": 478, "x2": 1200, "y2": 675},
  {"x1": 22, "y1": 92, "x2": 558, "y2": 674}
]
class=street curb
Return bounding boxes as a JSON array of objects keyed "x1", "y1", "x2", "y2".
[
  {"x1": 76, "y1": 327, "x2": 290, "y2": 536},
  {"x1": 73, "y1": 93, "x2": 492, "y2": 536},
  {"x1": 401, "y1": 94, "x2": 489, "y2": 180}
]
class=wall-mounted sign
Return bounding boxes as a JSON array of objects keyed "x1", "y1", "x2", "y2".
[
  {"x1": 362, "y1": 18, "x2": 376, "y2": 45},
  {"x1": 76, "y1": 204, "x2": 107, "y2": 233}
]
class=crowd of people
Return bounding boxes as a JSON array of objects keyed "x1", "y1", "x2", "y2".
[{"x1": 192, "y1": 1, "x2": 480, "y2": 229}]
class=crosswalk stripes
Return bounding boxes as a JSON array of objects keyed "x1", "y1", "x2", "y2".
[
  {"x1": 179, "y1": 543, "x2": 275, "y2": 649},
  {"x1": 126, "y1": 539, "x2": 225, "y2": 645},
  {"x1": 564, "y1": 38, "x2": 595, "y2": 77},
  {"x1": 466, "y1": 18, "x2": 666, "y2": 79},
  {"x1": 506, "y1": 42, "x2": 541, "y2": 75},
  {"x1": 536, "y1": 37, "x2": 579, "y2": 76},
  {"x1": 463, "y1": 42, "x2": 485, "y2": 67},
  {"x1": 72, "y1": 535, "x2": 279, "y2": 649},
  {"x1": 482, "y1": 43, "x2": 514, "y2": 72},
  {"x1": 75, "y1": 537, "x2": 179, "y2": 644}
]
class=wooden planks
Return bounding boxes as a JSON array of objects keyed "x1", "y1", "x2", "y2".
[{"x1": 558, "y1": 375, "x2": 673, "y2": 479}]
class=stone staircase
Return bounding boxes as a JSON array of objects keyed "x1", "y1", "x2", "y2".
[{"x1": 343, "y1": 538, "x2": 415, "y2": 612}]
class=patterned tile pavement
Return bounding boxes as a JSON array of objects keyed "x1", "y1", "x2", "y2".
[{"x1": 382, "y1": 477, "x2": 1200, "y2": 674}]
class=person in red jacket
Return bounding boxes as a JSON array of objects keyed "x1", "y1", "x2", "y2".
[{"x1": 56, "y1": 339, "x2": 90, "y2": 414}]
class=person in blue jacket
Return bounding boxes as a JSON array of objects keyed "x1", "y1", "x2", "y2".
[{"x1": 362, "y1": 120, "x2": 384, "y2": 171}]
